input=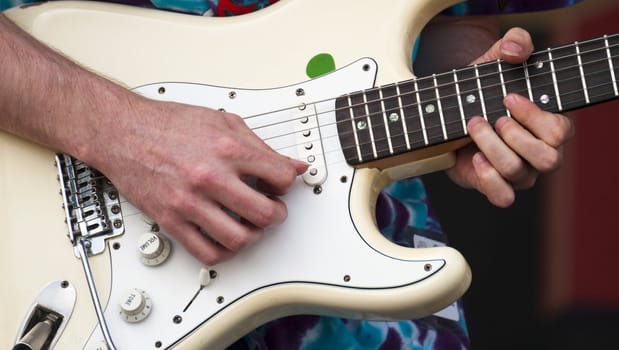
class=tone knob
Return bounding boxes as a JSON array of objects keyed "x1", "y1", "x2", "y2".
[
  {"x1": 137, "y1": 232, "x2": 171, "y2": 266},
  {"x1": 119, "y1": 288, "x2": 152, "y2": 323}
]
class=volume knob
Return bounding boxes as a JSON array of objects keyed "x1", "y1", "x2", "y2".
[
  {"x1": 137, "y1": 232, "x2": 171, "y2": 266},
  {"x1": 119, "y1": 288, "x2": 152, "y2": 323}
]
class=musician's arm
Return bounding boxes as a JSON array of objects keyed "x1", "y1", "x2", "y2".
[{"x1": 0, "y1": 13, "x2": 306, "y2": 265}]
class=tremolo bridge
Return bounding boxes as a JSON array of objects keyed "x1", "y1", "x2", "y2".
[{"x1": 56, "y1": 154, "x2": 125, "y2": 257}]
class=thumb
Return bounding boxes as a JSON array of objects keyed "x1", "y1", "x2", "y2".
[{"x1": 471, "y1": 27, "x2": 534, "y2": 65}]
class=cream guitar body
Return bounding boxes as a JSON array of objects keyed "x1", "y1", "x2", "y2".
[{"x1": 2, "y1": 0, "x2": 494, "y2": 348}]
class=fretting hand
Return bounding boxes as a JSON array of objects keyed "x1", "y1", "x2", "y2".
[{"x1": 446, "y1": 28, "x2": 574, "y2": 207}]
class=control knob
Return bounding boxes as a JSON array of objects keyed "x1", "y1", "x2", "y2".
[
  {"x1": 118, "y1": 288, "x2": 152, "y2": 323},
  {"x1": 137, "y1": 232, "x2": 171, "y2": 266}
]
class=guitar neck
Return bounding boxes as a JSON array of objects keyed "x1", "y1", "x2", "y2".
[{"x1": 336, "y1": 33, "x2": 619, "y2": 166}]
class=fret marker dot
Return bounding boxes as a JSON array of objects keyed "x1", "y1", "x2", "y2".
[
  {"x1": 424, "y1": 104, "x2": 436, "y2": 114},
  {"x1": 535, "y1": 61, "x2": 544, "y2": 69},
  {"x1": 540, "y1": 94, "x2": 550, "y2": 104},
  {"x1": 466, "y1": 94, "x2": 477, "y2": 104},
  {"x1": 389, "y1": 113, "x2": 399, "y2": 122},
  {"x1": 356, "y1": 120, "x2": 368, "y2": 130}
]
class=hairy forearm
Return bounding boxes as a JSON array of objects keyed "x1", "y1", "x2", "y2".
[
  {"x1": 0, "y1": 13, "x2": 141, "y2": 166},
  {"x1": 414, "y1": 15, "x2": 501, "y2": 76}
]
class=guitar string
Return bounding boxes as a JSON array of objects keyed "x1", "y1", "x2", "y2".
[
  {"x1": 335, "y1": 80, "x2": 617, "y2": 162},
  {"x1": 276, "y1": 79, "x2": 618, "y2": 167},
  {"x1": 244, "y1": 41, "x2": 619, "y2": 156},
  {"x1": 257, "y1": 57, "x2": 618, "y2": 159},
  {"x1": 242, "y1": 35, "x2": 619, "y2": 128},
  {"x1": 266, "y1": 61, "x2": 614, "y2": 146}
]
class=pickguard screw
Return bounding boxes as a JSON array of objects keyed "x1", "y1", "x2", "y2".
[
  {"x1": 343, "y1": 275, "x2": 351, "y2": 282},
  {"x1": 209, "y1": 270, "x2": 218, "y2": 279},
  {"x1": 424, "y1": 264, "x2": 432, "y2": 272},
  {"x1": 340, "y1": 176, "x2": 348, "y2": 183},
  {"x1": 362, "y1": 64, "x2": 371, "y2": 71},
  {"x1": 228, "y1": 91, "x2": 237, "y2": 99},
  {"x1": 313, "y1": 185, "x2": 322, "y2": 195},
  {"x1": 113, "y1": 219, "x2": 123, "y2": 229},
  {"x1": 61, "y1": 280, "x2": 69, "y2": 288},
  {"x1": 216, "y1": 296, "x2": 225, "y2": 304},
  {"x1": 158, "y1": 87, "x2": 166, "y2": 94},
  {"x1": 296, "y1": 88, "x2": 305, "y2": 96},
  {"x1": 173, "y1": 315, "x2": 183, "y2": 324}
]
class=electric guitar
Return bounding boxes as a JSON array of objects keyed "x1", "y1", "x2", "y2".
[{"x1": 2, "y1": 1, "x2": 618, "y2": 349}]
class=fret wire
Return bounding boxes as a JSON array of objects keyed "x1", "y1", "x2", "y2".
[
  {"x1": 548, "y1": 48, "x2": 563, "y2": 111},
  {"x1": 378, "y1": 88, "x2": 394, "y2": 155},
  {"x1": 497, "y1": 60, "x2": 511, "y2": 117},
  {"x1": 433, "y1": 74, "x2": 448, "y2": 140},
  {"x1": 575, "y1": 41, "x2": 591, "y2": 104},
  {"x1": 347, "y1": 95, "x2": 363, "y2": 162},
  {"x1": 453, "y1": 69, "x2": 468, "y2": 134},
  {"x1": 414, "y1": 80, "x2": 429, "y2": 145},
  {"x1": 362, "y1": 91, "x2": 378, "y2": 158},
  {"x1": 395, "y1": 83, "x2": 412, "y2": 150},
  {"x1": 523, "y1": 61, "x2": 534, "y2": 101},
  {"x1": 474, "y1": 64, "x2": 488, "y2": 121},
  {"x1": 604, "y1": 35, "x2": 619, "y2": 96}
]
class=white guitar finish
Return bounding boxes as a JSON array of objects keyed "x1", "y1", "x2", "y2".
[{"x1": 1, "y1": 1, "x2": 470, "y2": 349}]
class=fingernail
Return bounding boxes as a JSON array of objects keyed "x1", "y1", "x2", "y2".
[
  {"x1": 494, "y1": 116, "x2": 510, "y2": 131},
  {"x1": 468, "y1": 116, "x2": 483, "y2": 125},
  {"x1": 290, "y1": 158, "x2": 309, "y2": 174},
  {"x1": 503, "y1": 93, "x2": 519, "y2": 109},
  {"x1": 501, "y1": 40, "x2": 524, "y2": 57},
  {"x1": 466, "y1": 116, "x2": 485, "y2": 131}
]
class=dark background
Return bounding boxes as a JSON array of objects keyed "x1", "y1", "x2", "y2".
[{"x1": 422, "y1": 1, "x2": 619, "y2": 348}]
